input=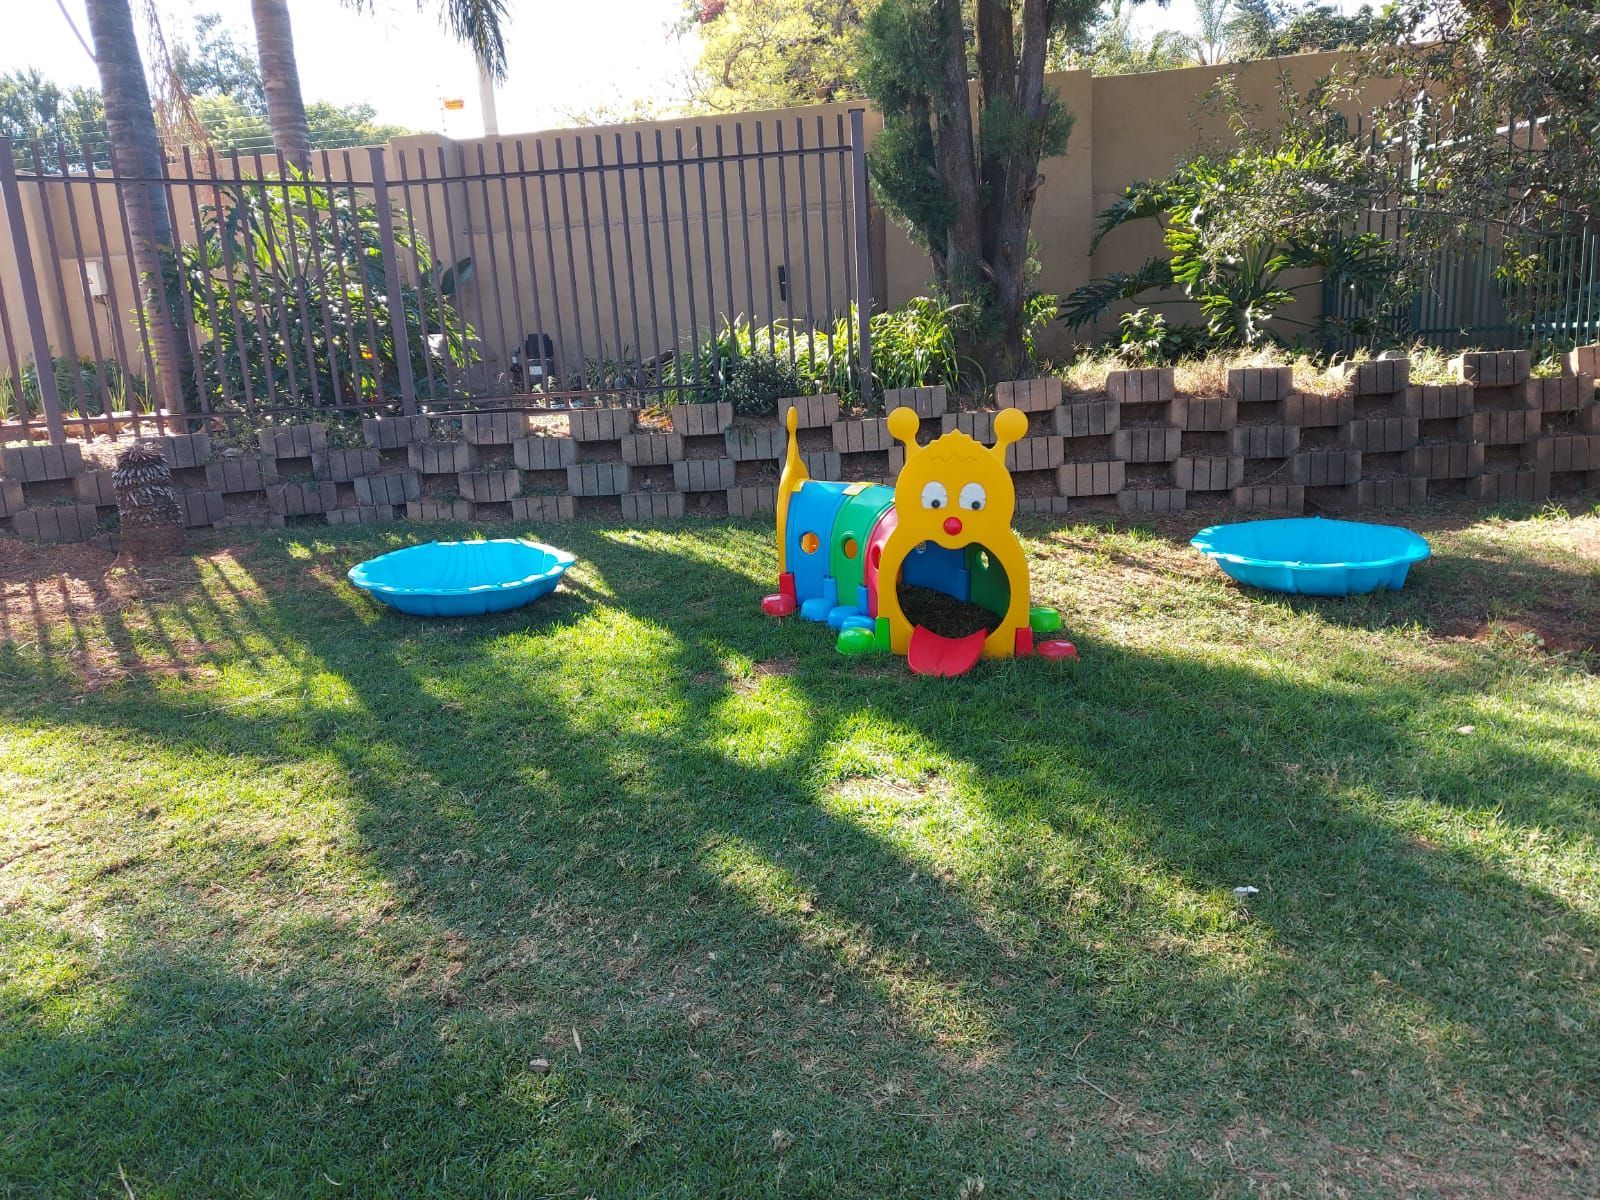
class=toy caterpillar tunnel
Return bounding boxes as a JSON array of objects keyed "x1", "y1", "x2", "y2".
[{"x1": 761, "y1": 405, "x2": 1077, "y2": 676}]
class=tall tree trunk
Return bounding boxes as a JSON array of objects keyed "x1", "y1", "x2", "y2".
[
  {"x1": 251, "y1": 0, "x2": 311, "y2": 168},
  {"x1": 932, "y1": 0, "x2": 983, "y2": 296},
  {"x1": 86, "y1": 0, "x2": 192, "y2": 417}
]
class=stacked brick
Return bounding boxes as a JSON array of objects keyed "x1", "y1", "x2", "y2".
[
  {"x1": 0, "y1": 442, "x2": 103, "y2": 543},
  {"x1": 4, "y1": 351, "x2": 1598, "y2": 544}
]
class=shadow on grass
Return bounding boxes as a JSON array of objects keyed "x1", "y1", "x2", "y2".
[{"x1": 3, "y1": 518, "x2": 1597, "y2": 1196}]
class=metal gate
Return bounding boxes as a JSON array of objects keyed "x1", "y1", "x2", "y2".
[{"x1": 0, "y1": 108, "x2": 875, "y2": 444}]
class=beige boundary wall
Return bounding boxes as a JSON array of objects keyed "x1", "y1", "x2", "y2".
[{"x1": 0, "y1": 51, "x2": 1359, "y2": 397}]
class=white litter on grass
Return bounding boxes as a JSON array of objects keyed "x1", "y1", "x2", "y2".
[{"x1": 1232, "y1": 886, "x2": 1260, "y2": 898}]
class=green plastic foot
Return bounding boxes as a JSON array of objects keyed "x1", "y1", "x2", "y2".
[
  {"x1": 1030, "y1": 605, "x2": 1063, "y2": 635},
  {"x1": 837, "y1": 626, "x2": 877, "y2": 656}
]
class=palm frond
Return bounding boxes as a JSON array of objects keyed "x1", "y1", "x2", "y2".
[
  {"x1": 1089, "y1": 180, "x2": 1180, "y2": 253},
  {"x1": 1061, "y1": 257, "x2": 1176, "y2": 329},
  {"x1": 437, "y1": 0, "x2": 510, "y2": 79},
  {"x1": 340, "y1": 0, "x2": 509, "y2": 78}
]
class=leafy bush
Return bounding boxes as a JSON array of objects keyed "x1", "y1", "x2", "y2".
[
  {"x1": 673, "y1": 294, "x2": 1057, "y2": 412},
  {"x1": 722, "y1": 351, "x2": 810, "y2": 417},
  {"x1": 1064, "y1": 82, "x2": 1398, "y2": 351},
  {"x1": 862, "y1": 296, "x2": 966, "y2": 394},
  {"x1": 1114, "y1": 309, "x2": 1211, "y2": 367},
  {"x1": 0, "y1": 356, "x2": 152, "y2": 422},
  {"x1": 180, "y1": 169, "x2": 476, "y2": 426}
]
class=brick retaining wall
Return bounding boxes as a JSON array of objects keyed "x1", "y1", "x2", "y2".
[{"x1": 3, "y1": 354, "x2": 1597, "y2": 544}]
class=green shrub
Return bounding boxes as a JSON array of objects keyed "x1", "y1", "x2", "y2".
[
  {"x1": 0, "y1": 356, "x2": 152, "y2": 422},
  {"x1": 722, "y1": 351, "x2": 809, "y2": 417},
  {"x1": 1114, "y1": 309, "x2": 1212, "y2": 366},
  {"x1": 674, "y1": 294, "x2": 1057, "y2": 413},
  {"x1": 180, "y1": 168, "x2": 476, "y2": 426},
  {"x1": 1063, "y1": 82, "x2": 1398, "y2": 351}
]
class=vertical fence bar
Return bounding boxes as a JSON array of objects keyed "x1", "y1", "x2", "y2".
[
  {"x1": 1581, "y1": 228, "x2": 1598, "y2": 342},
  {"x1": 591, "y1": 136, "x2": 627, "y2": 395},
  {"x1": 0, "y1": 142, "x2": 68, "y2": 442},
  {"x1": 368, "y1": 147, "x2": 418, "y2": 415},
  {"x1": 531, "y1": 139, "x2": 574, "y2": 397},
  {"x1": 612, "y1": 132, "x2": 645, "y2": 398},
  {"x1": 204, "y1": 148, "x2": 256, "y2": 432},
  {"x1": 493, "y1": 141, "x2": 529, "y2": 397},
  {"x1": 158, "y1": 153, "x2": 207, "y2": 430},
  {"x1": 632, "y1": 132, "x2": 663, "y2": 397},
  {"x1": 298, "y1": 158, "x2": 347, "y2": 412},
  {"x1": 549, "y1": 138, "x2": 590, "y2": 393},
  {"x1": 733, "y1": 124, "x2": 758, "y2": 346},
  {"x1": 274, "y1": 149, "x2": 323, "y2": 409},
  {"x1": 28, "y1": 144, "x2": 92, "y2": 429},
  {"x1": 815, "y1": 116, "x2": 835, "y2": 358},
  {"x1": 341, "y1": 150, "x2": 387, "y2": 410},
  {"x1": 794, "y1": 118, "x2": 818, "y2": 369},
  {"x1": 0, "y1": 257, "x2": 34, "y2": 442},
  {"x1": 231, "y1": 150, "x2": 284, "y2": 415},
  {"x1": 249, "y1": 153, "x2": 304, "y2": 405},
  {"x1": 712, "y1": 124, "x2": 736, "y2": 338},
  {"x1": 511, "y1": 142, "x2": 553, "y2": 399},
  {"x1": 395, "y1": 151, "x2": 437, "y2": 405},
  {"x1": 754, "y1": 122, "x2": 776, "y2": 357},
  {"x1": 848, "y1": 109, "x2": 874, "y2": 401},
  {"x1": 471, "y1": 143, "x2": 513, "y2": 399},
  {"x1": 572, "y1": 138, "x2": 610, "y2": 400},
  {"x1": 834, "y1": 113, "x2": 856, "y2": 387},
  {"x1": 432, "y1": 145, "x2": 477, "y2": 399},
  {"x1": 653, "y1": 131, "x2": 685, "y2": 396},
  {"x1": 178, "y1": 146, "x2": 235, "y2": 424},
  {"x1": 54, "y1": 142, "x2": 114, "y2": 436},
  {"x1": 774, "y1": 121, "x2": 795, "y2": 366},
  {"x1": 694, "y1": 125, "x2": 720, "y2": 393},
  {"x1": 673, "y1": 129, "x2": 704, "y2": 396}
]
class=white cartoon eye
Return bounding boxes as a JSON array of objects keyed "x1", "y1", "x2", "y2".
[
  {"x1": 920, "y1": 481, "x2": 948, "y2": 510},
  {"x1": 959, "y1": 483, "x2": 986, "y2": 511}
]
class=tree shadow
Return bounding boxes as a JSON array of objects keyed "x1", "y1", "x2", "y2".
[{"x1": 3, "y1": 519, "x2": 1597, "y2": 1196}]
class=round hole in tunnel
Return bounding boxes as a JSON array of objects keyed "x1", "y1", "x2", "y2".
[
  {"x1": 800, "y1": 530, "x2": 820, "y2": 554},
  {"x1": 894, "y1": 540, "x2": 1010, "y2": 639},
  {"x1": 842, "y1": 535, "x2": 859, "y2": 559}
]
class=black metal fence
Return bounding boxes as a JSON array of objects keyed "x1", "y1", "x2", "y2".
[
  {"x1": 0, "y1": 109, "x2": 875, "y2": 445},
  {"x1": 1323, "y1": 113, "x2": 1600, "y2": 355}
]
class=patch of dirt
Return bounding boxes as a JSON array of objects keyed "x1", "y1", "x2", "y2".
[
  {"x1": 0, "y1": 536, "x2": 260, "y2": 690},
  {"x1": 712, "y1": 657, "x2": 797, "y2": 693},
  {"x1": 1440, "y1": 618, "x2": 1600, "y2": 660}
]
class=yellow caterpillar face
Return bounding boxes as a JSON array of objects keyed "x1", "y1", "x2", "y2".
[{"x1": 887, "y1": 406, "x2": 1028, "y2": 550}]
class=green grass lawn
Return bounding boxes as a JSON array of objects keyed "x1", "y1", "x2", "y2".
[{"x1": 2, "y1": 503, "x2": 1597, "y2": 1198}]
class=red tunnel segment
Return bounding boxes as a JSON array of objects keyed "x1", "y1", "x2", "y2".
[{"x1": 861, "y1": 504, "x2": 898, "y2": 617}]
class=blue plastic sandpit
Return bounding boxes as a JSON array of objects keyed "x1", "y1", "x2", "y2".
[
  {"x1": 347, "y1": 538, "x2": 576, "y2": 616},
  {"x1": 1190, "y1": 517, "x2": 1430, "y2": 596}
]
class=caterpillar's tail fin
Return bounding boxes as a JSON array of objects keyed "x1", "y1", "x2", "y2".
[{"x1": 775, "y1": 404, "x2": 807, "y2": 573}]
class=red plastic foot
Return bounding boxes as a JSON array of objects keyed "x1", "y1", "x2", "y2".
[
  {"x1": 1014, "y1": 627, "x2": 1035, "y2": 658},
  {"x1": 1037, "y1": 638, "x2": 1079, "y2": 660},
  {"x1": 761, "y1": 593, "x2": 797, "y2": 617},
  {"x1": 762, "y1": 572, "x2": 798, "y2": 616}
]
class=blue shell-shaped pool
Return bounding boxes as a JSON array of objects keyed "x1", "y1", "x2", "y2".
[
  {"x1": 348, "y1": 539, "x2": 576, "y2": 616},
  {"x1": 1190, "y1": 517, "x2": 1430, "y2": 596}
]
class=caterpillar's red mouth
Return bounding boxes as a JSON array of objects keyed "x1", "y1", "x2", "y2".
[{"x1": 906, "y1": 625, "x2": 987, "y2": 676}]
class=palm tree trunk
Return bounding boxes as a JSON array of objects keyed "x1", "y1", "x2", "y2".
[
  {"x1": 86, "y1": 0, "x2": 192, "y2": 417},
  {"x1": 251, "y1": 0, "x2": 311, "y2": 168}
]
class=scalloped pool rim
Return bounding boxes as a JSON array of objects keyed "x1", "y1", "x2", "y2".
[{"x1": 1190, "y1": 517, "x2": 1431, "y2": 597}]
